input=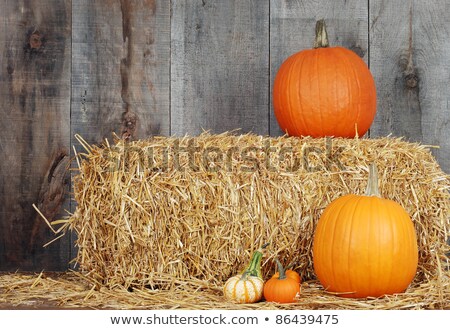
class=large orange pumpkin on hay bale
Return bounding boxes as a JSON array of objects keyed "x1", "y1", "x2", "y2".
[
  {"x1": 312, "y1": 163, "x2": 418, "y2": 298},
  {"x1": 273, "y1": 19, "x2": 376, "y2": 138}
]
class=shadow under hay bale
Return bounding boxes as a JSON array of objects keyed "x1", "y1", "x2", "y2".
[{"x1": 63, "y1": 132, "x2": 448, "y2": 307}]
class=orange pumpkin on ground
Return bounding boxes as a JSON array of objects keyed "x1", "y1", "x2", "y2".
[
  {"x1": 312, "y1": 163, "x2": 418, "y2": 298},
  {"x1": 264, "y1": 258, "x2": 301, "y2": 303}
]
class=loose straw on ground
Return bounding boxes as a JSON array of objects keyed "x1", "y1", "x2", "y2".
[{"x1": 0, "y1": 272, "x2": 448, "y2": 309}]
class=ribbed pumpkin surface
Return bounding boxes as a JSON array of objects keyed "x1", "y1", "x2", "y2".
[
  {"x1": 273, "y1": 46, "x2": 376, "y2": 138},
  {"x1": 313, "y1": 194, "x2": 418, "y2": 298},
  {"x1": 223, "y1": 275, "x2": 264, "y2": 303}
]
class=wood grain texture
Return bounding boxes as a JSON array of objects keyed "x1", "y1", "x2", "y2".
[
  {"x1": 70, "y1": 0, "x2": 170, "y2": 263},
  {"x1": 369, "y1": 0, "x2": 450, "y2": 173},
  {"x1": 71, "y1": 0, "x2": 170, "y2": 143},
  {"x1": 270, "y1": 0, "x2": 369, "y2": 136},
  {"x1": 0, "y1": 0, "x2": 71, "y2": 270},
  {"x1": 171, "y1": 0, "x2": 270, "y2": 135}
]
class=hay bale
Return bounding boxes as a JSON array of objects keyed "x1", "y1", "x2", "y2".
[{"x1": 69, "y1": 132, "x2": 449, "y2": 290}]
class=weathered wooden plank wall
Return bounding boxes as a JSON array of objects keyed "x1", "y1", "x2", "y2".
[
  {"x1": 0, "y1": 0, "x2": 72, "y2": 270},
  {"x1": 0, "y1": 0, "x2": 449, "y2": 271},
  {"x1": 171, "y1": 0, "x2": 269, "y2": 135},
  {"x1": 369, "y1": 1, "x2": 450, "y2": 168},
  {"x1": 72, "y1": 0, "x2": 170, "y2": 143}
]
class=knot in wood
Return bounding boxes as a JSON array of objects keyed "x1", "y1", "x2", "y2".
[
  {"x1": 126, "y1": 120, "x2": 135, "y2": 129},
  {"x1": 405, "y1": 73, "x2": 418, "y2": 89},
  {"x1": 29, "y1": 32, "x2": 42, "y2": 49},
  {"x1": 121, "y1": 111, "x2": 138, "y2": 140}
]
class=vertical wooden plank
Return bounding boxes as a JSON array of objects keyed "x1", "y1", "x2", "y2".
[
  {"x1": 0, "y1": 0, "x2": 71, "y2": 270},
  {"x1": 71, "y1": 0, "x2": 170, "y2": 263},
  {"x1": 71, "y1": 0, "x2": 170, "y2": 143},
  {"x1": 369, "y1": 0, "x2": 450, "y2": 173},
  {"x1": 270, "y1": 0, "x2": 369, "y2": 136},
  {"x1": 171, "y1": 0, "x2": 270, "y2": 135}
]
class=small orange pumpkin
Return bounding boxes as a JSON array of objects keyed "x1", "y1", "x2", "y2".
[
  {"x1": 273, "y1": 19, "x2": 376, "y2": 138},
  {"x1": 271, "y1": 266, "x2": 301, "y2": 284},
  {"x1": 264, "y1": 259, "x2": 301, "y2": 303},
  {"x1": 313, "y1": 163, "x2": 418, "y2": 298}
]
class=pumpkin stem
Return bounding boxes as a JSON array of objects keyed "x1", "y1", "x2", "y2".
[
  {"x1": 275, "y1": 258, "x2": 287, "y2": 280},
  {"x1": 365, "y1": 163, "x2": 381, "y2": 197},
  {"x1": 241, "y1": 243, "x2": 268, "y2": 280},
  {"x1": 314, "y1": 19, "x2": 329, "y2": 48}
]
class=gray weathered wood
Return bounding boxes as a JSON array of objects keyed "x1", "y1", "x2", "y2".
[
  {"x1": 369, "y1": 0, "x2": 450, "y2": 173},
  {"x1": 171, "y1": 0, "x2": 270, "y2": 135},
  {"x1": 71, "y1": 0, "x2": 170, "y2": 143},
  {"x1": 70, "y1": 0, "x2": 170, "y2": 263},
  {"x1": 0, "y1": 0, "x2": 72, "y2": 270},
  {"x1": 269, "y1": 0, "x2": 369, "y2": 136}
]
